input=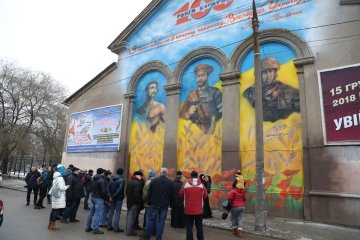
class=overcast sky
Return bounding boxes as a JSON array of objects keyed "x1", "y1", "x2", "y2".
[{"x1": 0, "y1": 0, "x2": 152, "y2": 96}]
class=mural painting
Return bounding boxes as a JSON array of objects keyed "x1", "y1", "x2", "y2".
[
  {"x1": 128, "y1": 71, "x2": 167, "y2": 175},
  {"x1": 178, "y1": 59, "x2": 223, "y2": 182},
  {"x1": 116, "y1": 0, "x2": 315, "y2": 214},
  {"x1": 240, "y1": 42, "x2": 303, "y2": 217}
]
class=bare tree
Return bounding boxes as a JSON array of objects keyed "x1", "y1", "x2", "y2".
[{"x1": 0, "y1": 60, "x2": 67, "y2": 173}]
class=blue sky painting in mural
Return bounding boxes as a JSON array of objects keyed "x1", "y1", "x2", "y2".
[
  {"x1": 240, "y1": 41, "x2": 296, "y2": 73},
  {"x1": 118, "y1": 0, "x2": 314, "y2": 88},
  {"x1": 133, "y1": 71, "x2": 167, "y2": 121}
]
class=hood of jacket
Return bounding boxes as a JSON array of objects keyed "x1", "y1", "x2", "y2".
[
  {"x1": 53, "y1": 171, "x2": 61, "y2": 179},
  {"x1": 188, "y1": 178, "x2": 201, "y2": 186},
  {"x1": 111, "y1": 175, "x2": 123, "y2": 181},
  {"x1": 93, "y1": 174, "x2": 104, "y2": 181}
]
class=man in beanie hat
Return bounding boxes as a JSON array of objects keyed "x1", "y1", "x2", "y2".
[
  {"x1": 85, "y1": 168, "x2": 106, "y2": 234},
  {"x1": 171, "y1": 171, "x2": 185, "y2": 228},
  {"x1": 107, "y1": 168, "x2": 125, "y2": 232},
  {"x1": 180, "y1": 63, "x2": 222, "y2": 134},
  {"x1": 179, "y1": 170, "x2": 208, "y2": 240},
  {"x1": 243, "y1": 57, "x2": 300, "y2": 122},
  {"x1": 139, "y1": 169, "x2": 157, "y2": 236},
  {"x1": 125, "y1": 171, "x2": 143, "y2": 236},
  {"x1": 61, "y1": 166, "x2": 84, "y2": 224}
]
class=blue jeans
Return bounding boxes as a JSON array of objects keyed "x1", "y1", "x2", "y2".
[
  {"x1": 86, "y1": 197, "x2": 104, "y2": 231},
  {"x1": 230, "y1": 206, "x2": 245, "y2": 228},
  {"x1": 126, "y1": 204, "x2": 139, "y2": 235},
  {"x1": 100, "y1": 203, "x2": 110, "y2": 225},
  {"x1": 107, "y1": 200, "x2": 123, "y2": 230},
  {"x1": 145, "y1": 207, "x2": 168, "y2": 240},
  {"x1": 50, "y1": 208, "x2": 61, "y2": 222}
]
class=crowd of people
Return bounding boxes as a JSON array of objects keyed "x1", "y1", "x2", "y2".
[{"x1": 25, "y1": 164, "x2": 247, "y2": 239}]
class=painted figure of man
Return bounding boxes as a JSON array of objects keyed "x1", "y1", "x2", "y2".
[
  {"x1": 243, "y1": 57, "x2": 300, "y2": 122},
  {"x1": 180, "y1": 64, "x2": 222, "y2": 134},
  {"x1": 136, "y1": 81, "x2": 165, "y2": 132}
]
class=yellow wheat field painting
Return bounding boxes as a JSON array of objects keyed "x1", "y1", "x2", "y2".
[
  {"x1": 240, "y1": 58, "x2": 304, "y2": 215},
  {"x1": 177, "y1": 118, "x2": 222, "y2": 178},
  {"x1": 128, "y1": 120, "x2": 165, "y2": 175}
]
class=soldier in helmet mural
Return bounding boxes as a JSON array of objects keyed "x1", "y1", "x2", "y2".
[
  {"x1": 180, "y1": 64, "x2": 222, "y2": 134},
  {"x1": 243, "y1": 57, "x2": 300, "y2": 122}
]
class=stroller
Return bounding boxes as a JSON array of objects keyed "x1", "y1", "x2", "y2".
[{"x1": 221, "y1": 199, "x2": 232, "y2": 220}]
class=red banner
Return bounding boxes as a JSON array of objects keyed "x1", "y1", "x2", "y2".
[{"x1": 319, "y1": 64, "x2": 360, "y2": 144}]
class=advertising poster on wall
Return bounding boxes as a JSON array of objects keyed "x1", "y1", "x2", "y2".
[
  {"x1": 67, "y1": 105, "x2": 123, "y2": 152},
  {"x1": 318, "y1": 64, "x2": 360, "y2": 144}
]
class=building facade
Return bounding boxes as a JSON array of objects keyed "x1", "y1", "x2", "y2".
[{"x1": 63, "y1": 0, "x2": 360, "y2": 226}]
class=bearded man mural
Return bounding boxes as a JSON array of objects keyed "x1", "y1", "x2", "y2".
[
  {"x1": 136, "y1": 80, "x2": 165, "y2": 132},
  {"x1": 243, "y1": 57, "x2": 300, "y2": 122},
  {"x1": 180, "y1": 64, "x2": 222, "y2": 134}
]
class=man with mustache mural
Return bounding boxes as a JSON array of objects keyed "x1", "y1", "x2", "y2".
[{"x1": 180, "y1": 64, "x2": 222, "y2": 134}]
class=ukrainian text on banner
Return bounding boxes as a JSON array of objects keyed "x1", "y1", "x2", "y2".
[
  {"x1": 66, "y1": 104, "x2": 123, "y2": 152},
  {"x1": 318, "y1": 64, "x2": 360, "y2": 144}
]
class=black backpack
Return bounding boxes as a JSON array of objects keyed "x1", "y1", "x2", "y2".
[{"x1": 37, "y1": 175, "x2": 44, "y2": 186}]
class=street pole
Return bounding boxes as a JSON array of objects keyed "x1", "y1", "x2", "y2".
[{"x1": 252, "y1": 0, "x2": 266, "y2": 231}]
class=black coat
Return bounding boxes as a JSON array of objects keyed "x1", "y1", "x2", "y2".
[
  {"x1": 92, "y1": 174, "x2": 106, "y2": 199},
  {"x1": 25, "y1": 171, "x2": 41, "y2": 188},
  {"x1": 66, "y1": 173, "x2": 84, "y2": 200},
  {"x1": 148, "y1": 175, "x2": 174, "y2": 209},
  {"x1": 126, "y1": 176, "x2": 143, "y2": 209},
  {"x1": 173, "y1": 177, "x2": 184, "y2": 208},
  {"x1": 109, "y1": 175, "x2": 125, "y2": 201},
  {"x1": 84, "y1": 174, "x2": 92, "y2": 192}
]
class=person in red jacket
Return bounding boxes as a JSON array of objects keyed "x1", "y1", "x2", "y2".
[
  {"x1": 227, "y1": 183, "x2": 246, "y2": 237},
  {"x1": 179, "y1": 170, "x2": 208, "y2": 240}
]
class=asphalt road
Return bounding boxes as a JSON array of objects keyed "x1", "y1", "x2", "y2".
[{"x1": 0, "y1": 188, "x2": 274, "y2": 240}]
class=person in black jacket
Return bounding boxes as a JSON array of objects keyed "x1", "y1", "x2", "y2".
[
  {"x1": 125, "y1": 171, "x2": 143, "y2": 236},
  {"x1": 99, "y1": 170, "x2": 112, "y2": 227},
  {"x1": 35, "y1": 164, "x2": 50, "y2": 209},
  {"x1": 140, "y1": 167, "x2": 174, "y2": 240},
  {"x1": 25, "y1": 167, "x2": 41, "y2": 206},
  {"x1": 200, "y1": 174, "x2": 213, "y2": 218},
  {"x1": 61, "y1": 167, "x2": 84, "y2": 223},
  {"x1": 171, "y1": 171, "x2": 185, "y2": 228},
  {"x1": 84, "y1": 169, "x2": 93, "y2": 210},
  {"x1": 107, "y1": 168, "x2": 125, "y2": 232},
  {"x1": 85, "y1": 168, "x2": 106, "y2": 234}
]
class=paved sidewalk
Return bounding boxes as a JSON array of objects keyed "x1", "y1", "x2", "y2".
[{"x1": 1, "y1": 177, "x2": 359, "y2": 240}]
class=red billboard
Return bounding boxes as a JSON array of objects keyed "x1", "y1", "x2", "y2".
[{"x1": 318, "y1": 64, "x2": 360, "y2": 144}]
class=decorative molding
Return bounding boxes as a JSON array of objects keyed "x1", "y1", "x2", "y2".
[
  {"x1": 229, "y1": 28, "x2": 314, "y2": 72},
  {"x1": 340, "y1": 0, "x2": 360, "y2": 5},
  {"x1": 127, "y1": 61, "x2": 173, "y2": 94},
  {"x1": 164, "y1": 83, "x2": 181, "y2": 96},
  {"x1": 124, "y1": 92, "x2": 136, "y2": 99},
  {"x1": 108, "y1": 0, "x2": 164, "y2": 53},
  {"x1": 294, "y1": 57, "x2": 315, "y2": 67},
  {"x1": 309, "y1": 191, "x2": 360, "y2": 199},
  {"x1": 220, "y1": 72, "x2": 241, "y2": 86},
  {"x1": 173, "y1": 47, "x2": 230, "y2": 84}
]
